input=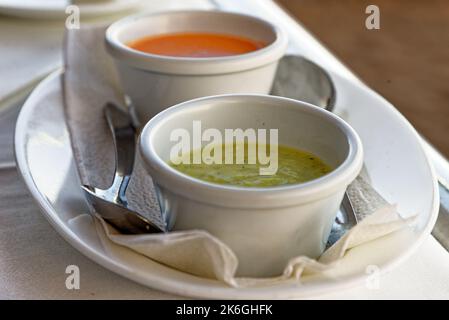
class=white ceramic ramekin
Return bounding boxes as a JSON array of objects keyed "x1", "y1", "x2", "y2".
[
  {"x1": 139, "y1": 95, "x2": 363, "y2": 277},
  {"x1": 105, "y1": 10, "x2": 288, "y2": 123}
]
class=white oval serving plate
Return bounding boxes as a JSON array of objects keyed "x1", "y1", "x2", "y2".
[
  {"x1": 0, "y1": 0, "x2": 143, "y2": 19},
  {"x1": 14, "y1": 69, "x2": 439, "y2": 299}
]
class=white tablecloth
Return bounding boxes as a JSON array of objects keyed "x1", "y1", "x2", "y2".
[{"x1": 0, "y1": 0, "x2": 448, "y2": 299}]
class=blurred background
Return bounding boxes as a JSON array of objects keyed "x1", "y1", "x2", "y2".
[{"x1": 277, "y1": 0, "x2": 449, "y2": 157}]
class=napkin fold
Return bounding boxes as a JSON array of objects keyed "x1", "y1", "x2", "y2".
[
  {"x1": 63, "y1": 25, "x2": 164, "y2": 228},
  {"x1": 63, "y1": 25, "x2": 416, "y2": 287}
]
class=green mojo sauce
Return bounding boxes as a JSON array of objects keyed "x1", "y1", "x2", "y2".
[{"x1": 169, "y1": 143, "x2": 332, "y2": 187}]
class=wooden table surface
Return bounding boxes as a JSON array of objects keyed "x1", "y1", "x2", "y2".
[{"x1": 277, "y1": 0, "x2": 449, "y2": 158}]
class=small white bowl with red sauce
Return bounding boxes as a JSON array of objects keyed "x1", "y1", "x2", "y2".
[{"x1": 105, "y1": 10, "x2": 288, "y2": 123}]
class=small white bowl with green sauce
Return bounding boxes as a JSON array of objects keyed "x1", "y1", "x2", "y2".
[{"x1": 139, "y1": 94, "x2": 363, "y2": 277}]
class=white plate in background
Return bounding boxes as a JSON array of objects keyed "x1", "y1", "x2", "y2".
[{"x1": 0, "y1": 0, "x2": 143, "y2": 19}]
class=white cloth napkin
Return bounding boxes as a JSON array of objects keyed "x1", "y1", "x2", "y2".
[{"x1": 63, "y1": 25, "x2": 417, "y2": 287}]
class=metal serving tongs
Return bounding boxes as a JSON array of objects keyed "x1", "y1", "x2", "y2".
[{"x1": 81, "y1": 102, "x2": 164, "y2": 234}]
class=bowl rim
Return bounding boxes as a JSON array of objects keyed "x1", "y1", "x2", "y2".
[
  {"x1": 139, "y1": 94, "x2": 364, "y2": 209},
  {"x1": 105, "y1": 10, "x2": 288, "y2": 75}
]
